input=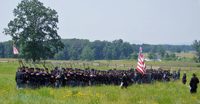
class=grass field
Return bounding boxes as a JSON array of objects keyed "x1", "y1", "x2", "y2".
[{"x1": 0, "y1": 62, "x2": 200, "y2": 104}]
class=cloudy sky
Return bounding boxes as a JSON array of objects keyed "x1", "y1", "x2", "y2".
[{"x1": 1, "y1": 0, "x2": 200, "y2": 45}]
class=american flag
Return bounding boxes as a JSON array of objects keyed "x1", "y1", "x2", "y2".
[
  {"x1": 13, "y1": 45, "x2": 19, "y2": 55},
  {"x1": 137, "y1": 47, "x2": 146, "y2": 75}
]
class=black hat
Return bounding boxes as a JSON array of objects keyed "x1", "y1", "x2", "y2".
[
  {"x1": 25, "y1": 66, "x2": 29, "y2": 69},
  {"x1": 41, "y1": 68, "x2": 44, "y2": 71},
  {"x1": 55, "y1": 67, "x2": 58, "y2": 69},
  {"x1": 22, "y1": 66, "x2": 25, "y2": 68},
  {"x1": 45, "y1": 68, "x2": 48, "y2": 70},
  {"x1": 30, "y1": 68, "x2": 34, "y2": 70},
  {"x1": 18, "y1": 67, "x2": 22, "y2": 70}
]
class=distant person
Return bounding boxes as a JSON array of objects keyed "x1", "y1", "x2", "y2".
[
  {"x1": 121, "y1": 73, "x2": 128, "y2": 90},
  {"x1": 15, "y1": 67, "x2": 23, "y2": 90},
  {"x1": 182, "y1": 72, "x2": 186, "y2": 84},
  {"x1": 189, "y1": 73, "x2": 199, "y2": 93},
  {"x1": 177, "y1": 70, "x2": 180, "y2": 80}
]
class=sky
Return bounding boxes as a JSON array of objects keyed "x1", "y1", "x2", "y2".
[{"x1": 1, "y1": 0, "x2": 200, "y2": 45}]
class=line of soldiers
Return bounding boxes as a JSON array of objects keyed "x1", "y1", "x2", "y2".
[{"x1": 15, "y1": 66, "x2": 181, "y2": 89}]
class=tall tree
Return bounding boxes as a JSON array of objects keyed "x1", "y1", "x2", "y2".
[
  {"x1": 130, "y1": 52, "x2": 138, "y2": 60},
  {"x1": 3, "y1": 0, "x2": 64, "y2": 62},
  {"x1": 79, "y1": 46, "x2": 94, "y2": 61},
  {"x1": 0, "y1": 43, "x2": 5, "y2": 58},
  {"x1": 148, "y1": 52, "x2": 156, "y2": 59},
  {"x1": 191, "y1": 40, "x2": 200, "y2": 63},
  {"x1": 176, "y1": 47, "x2": 182, "y2": 53},
  {"x1": 158, "y1": 47, "x2": 165, "y2": 58}
]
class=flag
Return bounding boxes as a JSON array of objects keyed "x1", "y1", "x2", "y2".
[
  {"x1": 137, "y1": 47, "x2": 146, "y2": 75},
  {"x1": 13, "y1": 45, "x2": 19, "y2": 55}
]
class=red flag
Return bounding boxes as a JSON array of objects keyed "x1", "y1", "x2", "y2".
[
  {"x1": 137, "y1": 47, "x2": 146, "y2": 75},
  {"x1": 13, "y1": 45, "x2": 19, "y2": 55}
]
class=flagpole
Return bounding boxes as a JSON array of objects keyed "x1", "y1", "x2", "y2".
[{"x1": 13, "y1": 41, "x2": 21, "y2": 67}]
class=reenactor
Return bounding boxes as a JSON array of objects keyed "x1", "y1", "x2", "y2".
[
  {"x1": 84, "y1": 71, "x2": 89, "y2": 86},
  {"x1": 35, "y1": 68, "x2": 41, "y2": 88},
  {"x1": 24, "y1": 67, "x2": 30, "y2": 87},
  {"x1": 172, "y1": 71, "x2": 177, "y2": 81},
  {"x1": 15, "y1": 67, "x2": 23, "y2": 90},
  {"x1": 134, "y1": 71, "x2": 139, "y2": 84},
  {"x1": 148, "y1": 70, "x2": 153, "y2": 84},
  {"x1": 76, "y1": 69, "x2": 81, "y2": 86},
  {"x1": 22, "y1": 66, "x2": 25, "y2": 72},
  {"x1": 79, "y1": 70, "x2": 84, "y2": 86},
  {"x1": 89, "y1": 69, "x2": 96, "y2": 86},
  {"x1": 157, "y1": 71, "x2": 163, "y2": 81},
  {"x1": 70, "y1": 69, "x2": 75, "y2": 87},
  {"x1": 182, "y1": 72, "x2": 186, "y2": 84},
  {"x1": 28, "y1": 68, "x2": 35, "y2": 88},
  {"x1": 121, "y1": 73, "x2": 128, "y2": 89},
  {"x1": 99, "y1": 71, "x2": 103, "y2": 84},
  {"x1": 44, "y1": 68, "x2": 50, "y2": 87},
  {"x1": 177, "y1": 70, "x2": 180, "y2": 80},
  {"x1": 189, "y1": 73, "x2": 199, "y2": 93},
  {"x1": 40, "y1": 69, "x2": 46, "y2": 86},
  {"x1": 49, "y1": 70, "x2": 55, "y2": 87},
  {"x1": 66, "y1": 70, "x2": 71, "y2": 87},
  {"x1": 61, "y1": 68, "x2": 67, "y2": 86},
  {"x1": 55, "y1": 70, "x2": 61, "y2": 88}
]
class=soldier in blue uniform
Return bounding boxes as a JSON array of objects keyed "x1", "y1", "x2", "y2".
[{"x1": 15, "y1": 67, "x2": 24, "y2": 90}]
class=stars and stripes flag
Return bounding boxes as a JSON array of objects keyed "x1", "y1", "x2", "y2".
[
  {"x1": 13, "y1": 44, "x2": 19, "y2": 55},
  {"x1": 137, "y1": 47, "x2": 146, "y2": 75}
]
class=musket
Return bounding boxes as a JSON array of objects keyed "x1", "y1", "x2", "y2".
[
  {"x1": 70, "y1": 63, "x2": 72, "y2": 69},
  {"x1": 51, "y1": 62, "x2": 55, "y2": 68},
  {"x1": 64, "y1": 62, "x2": 68, "y2": 68},
  {"x1": 83, "y1": 63, "x2": 85, "y2": 69},
  {"x1": 23, "y1": 60, "x2": 27, "y2": 67},
  {"x1": 21, "y1": 59, "x2": 24, "y2": 66},
  {"x1": 38, "y1": 61, "x2": 42, "y2": 69},
  {"x1": 47, "y1": 63, "x2": 52, "y2": 70},
  {"x1": 31, "y1": 61, "x2": 36, "y2": 69},
  {"x1": 28, "y1": 60, "x2": 32, "y2": 68},
  {"x1": 79, "y1": 63, "x2": 82, "y2": 70},
  {"x1": 74, "y1": 63, "x2": 77, "y2": 69},
  {"x1": 42, "y1": 60, "x2": 46, "y2": 69}
]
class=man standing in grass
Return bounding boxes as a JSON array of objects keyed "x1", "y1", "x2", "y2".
[
  {"x1": 15, "y1": 67, "x2": 23, "y2": 90},
  {"x1": 190, "y1": 73, "x2": 199, "y2": 93}
]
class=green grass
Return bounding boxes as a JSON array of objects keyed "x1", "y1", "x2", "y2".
[{"x1": 0, "y1": 62, "x2": 200, "y2": 104}]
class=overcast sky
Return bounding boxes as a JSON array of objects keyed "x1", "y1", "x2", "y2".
[{"x1": 1, "y1": 0, "x2": 200, "y2": 45}]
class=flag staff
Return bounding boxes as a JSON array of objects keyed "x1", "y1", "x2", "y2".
[{"x1": 13, "y1": 41, "x2": 21, "y2": 67}]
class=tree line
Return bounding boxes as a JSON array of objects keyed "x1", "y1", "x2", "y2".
[{"x1": 0, "y1": 39, "x2": 195, "y2": 61}]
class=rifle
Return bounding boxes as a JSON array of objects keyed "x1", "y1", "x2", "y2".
[
  {"x1": 42, "y1": 60, "x2": 46, "y2": 69},
  {"x1": 64, "y1": 62, "x2": 68, "y2": 68},
  {"x1": 28, "y1": 60, "x2": 32, "y2": 68},
  {"x1": 38, "y1": 61, "x2": 42, "y2": 69}
]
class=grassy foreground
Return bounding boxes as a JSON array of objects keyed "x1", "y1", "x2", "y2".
[{"x1": 0, "y1": 63, "x2": 200, "y2": 104}]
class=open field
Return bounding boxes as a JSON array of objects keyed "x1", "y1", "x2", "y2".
[
  {"x1": 143, "y1": 53, "x2": 196, "y2": 59},
  {"x1": 0, "y1": 62, "x2": 200, "y2": 104}
]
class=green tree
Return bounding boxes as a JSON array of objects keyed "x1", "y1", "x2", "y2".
[
  {"x1": 130, "y1": 52, "x2": 138, "y2": 60},
  {"x1": 79, "y1": 46, "x2": 94, "y2": 61},
  {"x1": 3, "y1": 0, "x2": 64, "y2": 62},
  {"x1": 191, "y1": 40, "x2": 200, "y2": 63},
  {"x1": 148, "y1": 52, "x2": 156, "y2": 59},
  {"x1": 165, "y1": 53, "x2": 169, "y2": 58},
  {"x1": 0, "y1": 43, "x2": 5, "y2": 58},
  {"x1": 176, "y1": 47, "x2": 182, "y2": 53},
  {"x1": 158, "y1": 47, "x2": 165, "y2": 58}
]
